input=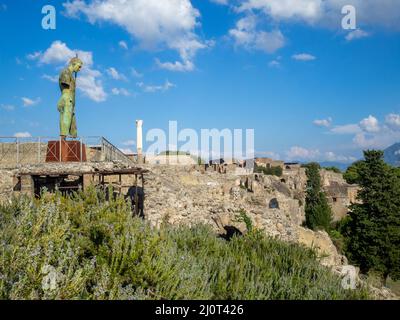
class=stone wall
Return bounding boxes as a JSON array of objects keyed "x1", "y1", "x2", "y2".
[
  {"x1": 0, "y1": 142, "x2": 102, "y2": 169},
  {"x1": 142, "y1": 165, "x2": 303, "y2": 242},
  {"x1": 280, "y1": 167, "x2": 358, "y2": 222},
  {"x1": 0, "y1": 162, "x2": 396, "y2": 299},
  {"x1": 145, "y1": 154, "x2": 197, "y2": 165},
  {"x1": 0, "y1": 169, "x2": 14, "y2": 203}
]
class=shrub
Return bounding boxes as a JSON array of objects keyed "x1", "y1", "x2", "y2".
[
  {"x1": 304, "y1": 163, "x2": 333, "y2": 231},
  {"x1": 255, "y1": 166, "x2": 283, "y2": 177},
  {"x1": 343, "y1": 151, "x2": 400, "y2": 282},
  {"x1": 324, "y1": 167, "x2": 341, "y2": 174},
  {"x1": 0, "y1": 188, "x2": 368, "y2": 300}
]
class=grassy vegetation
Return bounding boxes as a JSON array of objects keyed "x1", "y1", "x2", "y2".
[
  {"x1": 255, "y1": 166, "x2": 283, "y2": 177},
  {"x1": 324, "y1": 167, "x2": 342, "y2": 174},
  {"x1": 0, "y1": 188, "x2": 369, "y2": 300}
]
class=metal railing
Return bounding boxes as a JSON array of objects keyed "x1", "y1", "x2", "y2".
[
  {"x1": 0, "y1": 136, "x2": 136, "y2": 167},
  {"x1": 100, "y1": 137, "x2": 136, "y2": 164}
]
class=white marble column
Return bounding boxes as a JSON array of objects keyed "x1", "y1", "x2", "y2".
[{"x1": 136, "y1": 120, "x2": 143, "y2": 164}]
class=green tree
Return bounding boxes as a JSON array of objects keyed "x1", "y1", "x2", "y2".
[
  {"x1": 343, "y1": 160, "x2": 366, "y2": 184},
  {"x1": 304, "y1": 162, "x2": 333, "y2": 231},
  {"x1": 255, "y1": 166, "x2": 283, "y2": 177},
  {"x1": 324, "y1": 166, "x2": 341, "y2": 174},
  {"x1": 343, "y1": 151, "x2": 400, "y2": 281}
]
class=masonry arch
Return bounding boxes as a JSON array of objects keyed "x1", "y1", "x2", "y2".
[{"x1": 269, "y1": 198, "x2": 280, "y2": 209}]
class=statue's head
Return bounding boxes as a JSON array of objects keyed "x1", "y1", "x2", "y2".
[{"x1": 69, "y1": 57, "x2": 83, "y2": 72}]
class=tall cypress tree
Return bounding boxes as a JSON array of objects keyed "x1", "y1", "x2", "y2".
[
  {"x1": 305, "y1": 163, "x2": 333, "y2": 231},
  {"x1": 345, "y1": 150, "x2": 400, "y2": 281}
]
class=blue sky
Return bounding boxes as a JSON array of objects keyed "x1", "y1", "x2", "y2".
[{"x1": 0, "y1": 0, "x2": 400, "y2": 163}]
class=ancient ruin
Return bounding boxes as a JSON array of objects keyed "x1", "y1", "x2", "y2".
[{"x1": 0, "y1": 63, "x2": 375, "y2": 295}]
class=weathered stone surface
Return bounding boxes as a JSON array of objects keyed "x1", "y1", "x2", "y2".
[
  {"x1": 297, "y1": 226, "x2": 343, "y2": 267},
  {"x1": 0, "y1": 169, "x2": 14, "y2": 203},
  {"x1": 0, "y1": 161, "x2": 398, "y2": 299},
  {"x1": 142, "y1": 165, "x2": 302, "y2": 242}
]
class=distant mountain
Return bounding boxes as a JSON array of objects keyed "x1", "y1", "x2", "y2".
[{"x1": 384, "y1": 143, "x2": 400, "y2": 167}]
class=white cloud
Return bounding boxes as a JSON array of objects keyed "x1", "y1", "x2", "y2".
[
  {"x1": 22, "y1": 97, "x2": 41, "y2": 107},
  {"x1": 42, "y1": 74, "x2": 58, "y2": 83},
  {"x1": 1, "y1": 104, "x2": 15, "y2": 111},
  {"x1": 106, "y1": 67, "x2": 127, "y2": 81},
  {"x1": 30, "y1": 40, "x2": 93, "y2": 66},
  {"x1": 286, "y1": 146, "x2": 320, "y2": 160},
  {"x1": 324, "y1": 151, "x2": 357, "y2": 163},
  {"x1": 256, "y1": 151, "x2": 281, "y2": 159},
  {"x1": 352, "y1": 130, "x2": 400, "y2": 149},
  {"x1": 137, "y1": 80, "x2": 175, "y2": 93},
  {"x1": 156, "y1": 39, "x2": 214, "y2": 72},
  {"x1": 27, "y1": 51, "x2": 42, "y2": 60},
  {"x1": 226, "y1": 1, "x2": 400, "y2": 61},
  {"x1": 63, "y1": 0, "x2": 209, "y2": 72},
  {"x1": 313, "y1": 117, "x2": 332, "y2": 127},
  {"x1": 131, "y1": 68, "x2": 143, "y2": 78},
  {"x1": 330, "y1": 124, "x2": 361, "y2": 135},
  {"x1": 323, "y1": 0, "x2": 400, "y2": 30},
  {"x1": 14, "y1": 132, "x2": 32, "y2": 138},
  {"x1": 268, "y1": 60, "x2": 280, "y2": 68},
  {"x1": 286, "y1": 146, "x2": 355, "y2": 163},
  {"x1": 359, "y1": 115, "x2": 380, "y2": 133},
  {"x1": 329, "y1": 113, "x2": 400, "y2": 149},
  {"x1": 292, "y1": 53, "x2": 316, "y2": 61},
  {"x1": 122, "y1": 140, "x2": 136, "y2": 146},
  {"x1": 345, "y1": 29, "x2": 370, "y2": 41},
  {"x1": 237, "y1": 0, "x2": 400, "y2": 30},
  {"x1": 229, "y1": 15, "x2": 285, "y2": 54},
  {"x1": 119, "y1": 40, "x2": 128, "y2": 50},
  {"x1": 28, "y1": 41, "x2": 106, "y2": 102},
  {"x1": 156, "y1": 58, "x2": 194, "y2": 72},
  {"x1": 385, "y1": 113, "x2": 400, "y2": 131},
  {"x1": 78, "y1": 68, "x2": 107, "y2": 102},
  {"x1": 111, "y1": 88, "x2": 131, "y2": 96},
  {"x1": 238, "y1": 0, "x2": 323, "y2": 21}
]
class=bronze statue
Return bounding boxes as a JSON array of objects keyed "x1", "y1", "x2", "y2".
[{"x1": 57, "y1": 56, "x2": 83, "y2": 139}]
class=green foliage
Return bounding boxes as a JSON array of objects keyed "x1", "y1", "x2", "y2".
[
  {"x1": 332, "y1": 216, "x2": 352, "y2": 253},
  {"x1": 0, "y1": 188, "x2": 368, "y2": 299},
  {"x1": 324, "y1": 167, "x2": 341, "y2": 174},
  {"x1": 235, "y1": 209, "x2": 254, "y2": 232},
  {"x1": 343, "y1": 160, "x2": 366, "y2": 184},
  {"x1": 302, "y1": 163, "x2": 321, "y2": 169},
  {"x1": 255, "y1": 166, "x2": 283, "y2": 177},
  {"x1": 304, "y1": 162, "x2": 333, "y2": 231},
  {"x1": 341, "y1": 150, "x2": 400, "y2": 281}
]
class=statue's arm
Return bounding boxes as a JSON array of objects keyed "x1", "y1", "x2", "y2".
[
  {"x1": 61, "y1": 82, "x2": 70, "y2": 90},
  {"x1": 59, "y1": 70, "x2": 73, "y2": 92}
]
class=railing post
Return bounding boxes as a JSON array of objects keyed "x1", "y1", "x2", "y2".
[{"x1": 59, "y1": 136, "x2": 62, "y2": 162}]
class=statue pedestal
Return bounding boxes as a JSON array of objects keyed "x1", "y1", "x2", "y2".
[{"x1": 45, "y1": 140, "x2": 87, "y2": 162}]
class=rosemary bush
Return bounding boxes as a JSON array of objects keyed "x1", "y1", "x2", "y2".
[{"x1": 0, "y1": 188, "x2": 369, "y2": 300}]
